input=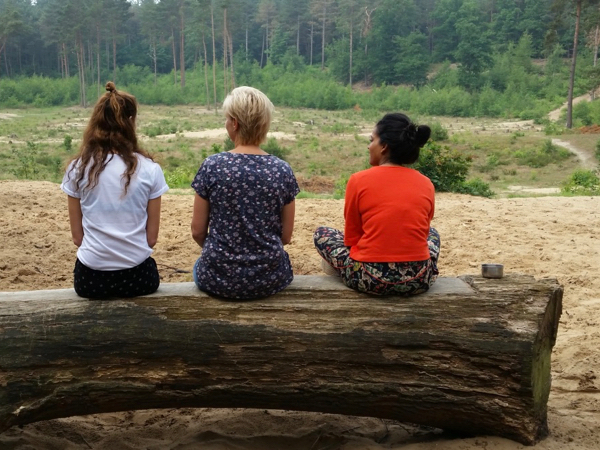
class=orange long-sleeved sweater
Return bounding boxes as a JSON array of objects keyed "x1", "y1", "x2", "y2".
[{"x1": 344, "y1": 166, "x2": 435, "y2": 262}]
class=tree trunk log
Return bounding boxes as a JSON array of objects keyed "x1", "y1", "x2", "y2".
[{"x1": 0, "y1": 274, "x2": 562, "y2": 445}]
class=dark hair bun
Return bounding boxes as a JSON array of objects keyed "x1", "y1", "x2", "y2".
[
  {"x1": 415, "y1": 125, "x2": 431, "y2": 148},
  {"x1": 105, "y1": 81, "x2": 116, "y2": 93}
]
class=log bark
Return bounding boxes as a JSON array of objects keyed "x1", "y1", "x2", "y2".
[{"x1": 0, "y1": 274, "x2": 562, "y2": 445}]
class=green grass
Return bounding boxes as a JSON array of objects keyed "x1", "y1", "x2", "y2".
[
  {"x1": 450, "y1": 132, "x2": 581, "y2": 193},
  {"x1": 0, "y1": 105, "x2": 595, "y2": 197}
]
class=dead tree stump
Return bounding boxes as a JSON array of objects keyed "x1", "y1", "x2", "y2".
[{"x1": 0, "y1": 274, "x2": 562, "y2": 444}]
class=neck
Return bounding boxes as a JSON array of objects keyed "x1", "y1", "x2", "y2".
[{"x1": 229, "y1": 145, "x2": 268, "y2": 155}]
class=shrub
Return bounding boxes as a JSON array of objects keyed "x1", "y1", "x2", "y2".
[
  {"x1": 513, "y1": 139, "x2": 570, "y2": 168},
  {"x1": 224, "y1": 137, "x2": 235, "y2": 151},
  {"x1": 457, "y1": 178, "x2": 495, "y2": 197},
  {"x1": 334, "y1": 173, "x2": 351, "y2": 199},
  {"x1": 414, "y1": 142, "x2": 472, "y2": 192},
  {"x1": 11, "y1": 142, "x2": 40, "y2": 179},
  {"x1": 542, "y1": 120, "x2": 565, "y2": 136},
  {"x1": 429, "y1": 121, "x2": 449, "y2": 141},
  {"x1": 333, "y1": 143, "x2": 491, "y2": 198},
  {"x1": 164, "y1": 166, "x2": 196, "y2": 189},
  {"x1": 572, "y1": 100, "x2": 592, "y2": 126},
  {"x1": 595, "y1": 138, "x2": 600, "y2": 161},
  {"x1": 261, "y1": 137, "x2": 289, "y2": 160},
  {"x1": 63, "y1": 135, "x2": 73, "y2": 151},
  {"x1": 561, "y1": 169, "x2": 600, "y2": 195}
]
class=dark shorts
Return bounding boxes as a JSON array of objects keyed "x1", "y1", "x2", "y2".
[{"x1": 73, "y1": 257, "x2": 160, "y2": 299}]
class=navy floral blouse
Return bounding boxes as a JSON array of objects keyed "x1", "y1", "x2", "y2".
[{"x1": 191, "y1": 152, "x2": 300, "y2": 299}]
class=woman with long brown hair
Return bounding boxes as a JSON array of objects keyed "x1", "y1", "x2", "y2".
[{"x1": 61, "y1": 82, "x2": 168, "y2": 298}]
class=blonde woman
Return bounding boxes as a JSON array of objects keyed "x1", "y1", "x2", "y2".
[
  {"x1": 191, "y1": 86, "x2": 299, "y2": 299},
  {"x1": 61, "y1": 82, "x2": 168, "y2": 299}
]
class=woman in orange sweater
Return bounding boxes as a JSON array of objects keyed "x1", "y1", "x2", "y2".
[{"x1": 313, "y1": 113, "x2": 440, "y2": 295}]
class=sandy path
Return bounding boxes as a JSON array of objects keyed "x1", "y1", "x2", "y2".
[
  {"x1": 552, "y1": 138, "x2": 597, "y2": 169},
  {"x1": 547, "y1": 91, "x2": 596, "y2": 122},
  {"x1": 1, "y1": 181, "x2": 599, "y2": 449}
]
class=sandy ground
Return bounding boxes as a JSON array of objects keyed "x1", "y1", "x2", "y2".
[
  {"x1": 1, "y1": 180, "x2": 599, "y2": 449},
  {"x1": 153, "y1": 130, "x2": 297, "y2": 141}
]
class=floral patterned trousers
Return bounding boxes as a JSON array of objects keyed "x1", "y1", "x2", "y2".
[{"x1": 313, "y1": 226, "x2": 441, "y2": 296}]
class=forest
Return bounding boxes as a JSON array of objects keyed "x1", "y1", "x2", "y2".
[{"x1": 2, "y1": 0, "x2": 600, "y2": 123}]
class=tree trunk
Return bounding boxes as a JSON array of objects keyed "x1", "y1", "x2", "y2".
[
  {"x1": 594, "y1": 25, "x2": 599, "y2": 67},
  {"x1": 211, "y1": 6, "x2": 217, "y2": 108},
  {"x1": 0, "y1": 41, "x2": 5, "y2": 78},
  {"x1": 153, "y1": 39, "x2": 158, "y2": 85},
  {"x1": 172, "y1": 27, "x2": 177, "y2": 85},
  {"x1": 0, "y1": 274, "x2": 562, "y2": 446},
  {"x1": 60, "y1": 44, "x2": 65, "y2": 78},
  {"x1": 112, "y1": 33, "x2": 117, "y2": 82},
  {"x1": 76, "y1": 34, "x2": 86, "y2": 107},
  {"x1": 566, "y1": 0, "x2": 582, "y2": 129},
  {"x1": 0, "y1": 44, "x2": 9, "y2": 78},
  {"x1": 96, "y1": 25, "x2": 101, "y2": 99},
  {"x1": 349, "y1": 19, "x2": 353, "y2": 86},
  {"x1": 321, "y1": 4, "x2": 326, "y2": 69},
  {"x1": 297, "y1": 15, "x2": 300, "y2": 55},
  {"x1": 180, "y1": 7, "x2": 185, "y2": 88},
  {"x1": 260, "y1": 30, "x2": 265, "y2": 67},
  {"x1": 203, "y1": 31, "x2": 210, "y2": 109},
  {"x1": 65, "y1": 43, "x2": 70, "y2": 78},
  {"x1": 265, "y1": 19, "x2": 269, "y2": 64},
  {"x1": 310, "y1": 22, "x2": 314, "y2": 65},
  {"x1": 228, "y1": 28, "x2": 235, "y2": 89},
  {"x1": 223, "y1": 8, "x2": 228, "y2": 96}
]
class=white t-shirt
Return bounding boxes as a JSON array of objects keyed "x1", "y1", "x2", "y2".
[{"x1": 61, "y1": 154, "x2": 169, "y2": 270}]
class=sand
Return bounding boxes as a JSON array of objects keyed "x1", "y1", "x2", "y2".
[{"x1": 1, "y1": 180, "x2": 599, "y2": 449}]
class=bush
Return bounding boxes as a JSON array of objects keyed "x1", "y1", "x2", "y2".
[
  {"x1": 334, "y1": 173, "x2": 351, "y2": 199},
  {"x1": 10, "y1": 142, "x2": 40, "y2": 179},
  {"x1": 595, "y1": 139, "x2": 600, "y2": 161},
  {"x1": 414, "y1": 142, "x2": 472, "y2": 192},
  {"x1": 542, "y1": 120, "x2": 565, "y2": 136},
  {"x1": 561, "y1": 169, "x2": 600, "y2": 195},
  {"x1": 224, "y1": 137, "x2": 235, "y2": 151},
  {"x1": 429, "y1": 121, "x2": 449, "y2": 141},
  {"x1": 457, "y1": 178, "x2": 495, "y2": 197},
  {"x1": 261, "y1": 137, "x2": 289, "y2": 160},
  {"x1": 63, "y1": 135, "x2": 73, "y2": 151},
  {"x1": 513, "y1": 139, "x2": 570, "y2": 168},
  {"x1": 164, "y1": 166, "x2": 196, "y2": 189}
]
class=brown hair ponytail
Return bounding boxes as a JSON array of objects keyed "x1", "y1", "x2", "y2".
[{"x1": 66, "y1": 82, "x2": 152, "y2": 195}]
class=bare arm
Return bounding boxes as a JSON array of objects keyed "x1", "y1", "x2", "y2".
[
  {"x1": 146, "y1": 197, "x2": 162, "y2": 248},
  {"x1": 67, "y1": 195, "x2": 84, "y2": 247},
  {"x1": 191, "y1": 194, "x2": 210, "y2": 247},
  {"x1": 281, "y1": 200, "x2": 296, "y2": 245}
]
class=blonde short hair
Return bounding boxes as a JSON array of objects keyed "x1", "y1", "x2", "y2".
[{"x1": 223, "y1": 86, "x2": 274, "y2": 146}]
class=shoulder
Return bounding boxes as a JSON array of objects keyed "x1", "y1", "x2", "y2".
[
  {"x1": 202, "y1": 153, "x2": 229, "y2": 168},
  {"x1": 65, "y1": 159, "x2": 80, "y2": 173},
  {"x1": 137, "y1": 154, "x2": 161, "y2": 170},
  {"x1": 407, "y1": 167, "x2": 434, "y2": 187},
  {"x1": 349, "y1": 167, "x2": 376, "y2": 182},
  {"x1": 268, "y1": 156, "x2": 294, "y2": 172}
]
